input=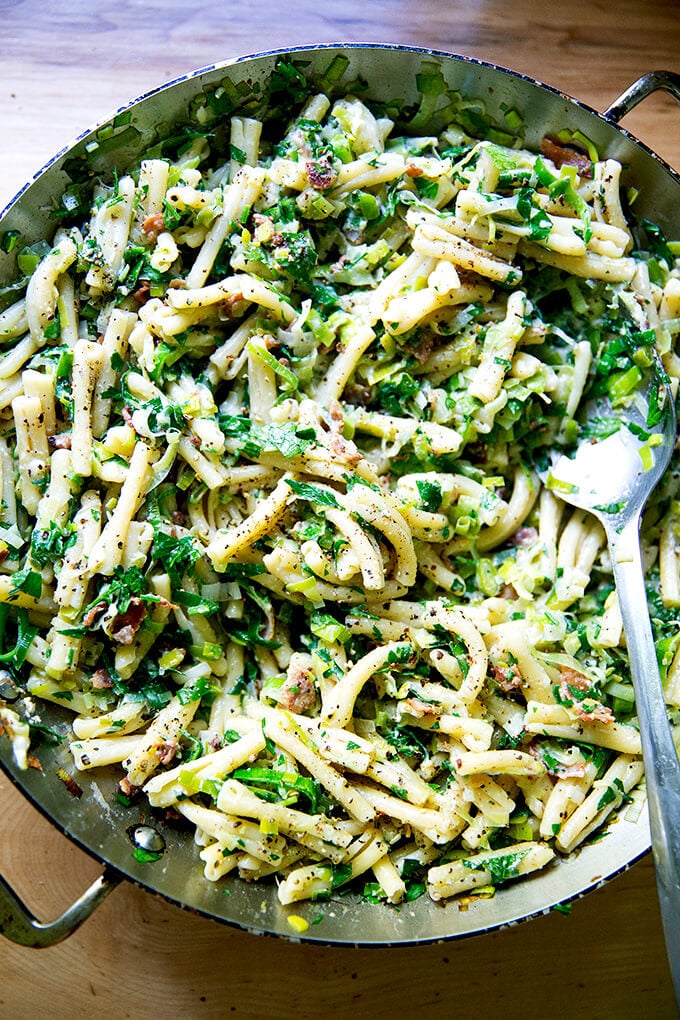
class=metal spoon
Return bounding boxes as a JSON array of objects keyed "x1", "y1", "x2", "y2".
[{"x1": 545, "y1": 358, "x2": 680, "y2": 1002}]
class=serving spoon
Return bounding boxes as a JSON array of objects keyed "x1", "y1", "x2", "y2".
[{"x1": 544, "y1": 358, "x2": 680, "y2": 1003}]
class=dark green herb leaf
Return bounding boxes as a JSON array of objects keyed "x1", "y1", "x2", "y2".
[
  {"x1": 230, "y1": 144, "x2": 248, "y2": 164},
  {"x1": 0, "y1": 230, "x2": 21, "y2": 254},
  {"x1": 463, "y1": 848, "x2": 530, "y2": 884},
  {"x1": 9, "y1": 566, "x2": 42, "y2": 599},
  {"x1": 286, "y1": 479, "x2": 340, "y2": 508},
  {"x1": 404, "y1": 880, "x2": 427, "y2": 902},
  {"x1": 132, "y1": 847, "x2": 163, "y2": 863},
  {"x1": 173, "y1": 589, "x2": 219, "y2": 616},
  {"x1": 177, "y1": 674, "x2": 220, "y2": 705},
  {"x1": 416, "y1": 479, "x2": 443, "y2": 512},
  {"x1": 330, "y1": 862, "x2": 353, "y2": 890},
  {"x1": 642, "y1": 219, "x2": 673, "y2": 269},
  {"x1": 374, "y1": 372, "x2": 420, "y2": 415},
  {"x1": 30, "y1": 522, "x2": 76, "y2": 568},
  {"x1": 151, "y1": 531, "x2": 201, "y2": 587},
  {"x1": 516, "y1": 188, "x2": 553, "y2": 241}
]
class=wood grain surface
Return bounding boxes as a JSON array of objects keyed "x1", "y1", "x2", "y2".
[{"x1": 1, "y1": 1, "x2": 680, "y2": 1017}]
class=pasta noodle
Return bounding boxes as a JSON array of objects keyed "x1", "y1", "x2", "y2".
[{"x1": 1, "y1": 57, "x2": 678, "y2": 913}]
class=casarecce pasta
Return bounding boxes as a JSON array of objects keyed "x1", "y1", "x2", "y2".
[{"x1": 1, "y1": 56, "x2": 679, "y2": 914}]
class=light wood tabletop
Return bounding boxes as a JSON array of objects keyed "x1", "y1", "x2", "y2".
[{"x1": 1, "y1": 1, "x2": 679, "y2": 1017}]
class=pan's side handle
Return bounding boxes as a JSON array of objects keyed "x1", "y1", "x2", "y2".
[
  {"x1": 604, "y1": 70, "x2": 680, "y2": 124},
  {"x1": 0, "y1": 865, "x2": 121, "y2": 947}
]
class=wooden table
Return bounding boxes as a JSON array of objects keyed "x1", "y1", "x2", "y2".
[{"x1": 1, "y1": 1, "x2": 679, "y2": 1016}]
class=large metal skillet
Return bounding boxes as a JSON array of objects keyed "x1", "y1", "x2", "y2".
[{"x1": 0, "y1": 43, "x2": 679, "y2": 949}]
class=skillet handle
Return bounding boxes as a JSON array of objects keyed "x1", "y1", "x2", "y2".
[
  {"x1": 0, "y1": 864, "x2": 121, "y2": 947},
  {"x1": 604, "y1": 70, "x2": 680, "y2": 124}
]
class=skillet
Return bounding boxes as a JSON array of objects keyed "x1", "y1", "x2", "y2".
[{"x1": 0, "y1": 43, "x2": 679, "y2": 947}]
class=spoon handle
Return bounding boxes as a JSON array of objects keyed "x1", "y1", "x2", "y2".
[{"x1": 609, "y1": 515, "x2": 680, "y2": 1004}]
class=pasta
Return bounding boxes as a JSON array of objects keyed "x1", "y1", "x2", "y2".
[{"x1": 1, "y1": 56, "x2": 679, "y2": 914}]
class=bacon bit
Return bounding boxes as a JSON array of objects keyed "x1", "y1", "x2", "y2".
[
  {"x1": 48, "y1": 433, "x2": 72, "y2": 450},
  {"x1": 528, "y1": 740, "x2": 587, "y2": 777},
  {"x1": 171, "y1": 510, "x2": 186, "y2": 526},
  {"x1": 405, "y1": 164, "x2": 424, "y2": 178},
  {"x1": 141, "y1": 212, "x2": 166, "y2": 244},
  {"x1": 555, "y1": 761, "x2": 587, "y2": 778},
  {"x1": 498, "y1": 584, "x2": 519, "y2": 601},
  {"x1": 111, "y1": 625, "x2": 138, "y2": 645},
  {"x1": 575, "y1": 702, "x2": 615, "y2": 724},
  {"x1": 540, "y1": 136, "x2": 593, "y2": 177},
  {"x1": 490, "y1": 661, "x2": 524, "y2": 694},
  {"x1": 329, "y1": 254, "x2": 351, "y2": 276},
  {"x1": 328, "y1": 434, "x2": 362, "y2": 466},
  {"x1": 412, "y1": 335, "x2": 435, "y2": 365},
  {"x1": 465, "y1": 440, "x2": 486, "y2": 462},
  {"x1": 133, "y1": 281, "x2": 152, "y2": 306},
  {"x1": 305, "y1": 156, "x2": 338, "y2": 191},
  {"x1": 91, "y1": 667, "x2": 113, "y2": 690},
  {"x1": 156, "y1": 741, "x2": 178, "y2": 766},
  {"x1": 559, "y1": 667, "x2": 590, "y2": 692},
  {"x1": 512, "y1": 526, "x2": 538, "y2": 548},
  {"x1": 116, "y1": 778, "x2": 142, "y2": 804},
  {"x1": 0, "y1": 549, "x2": 8, "y2": 567},
  {"x1": 188, "y1": 435, "x2": 202, "y2": 449},
  {"x1": 343, "y1": 382, "x2": 372, "y2": 406},
  {"x1": 110, "y1": 599, "x2": 147, "y2": 645},
  {"x1": 328, "y1": 401, "x2": 344, "y2": 430},
  {"x1": 220, "y1": 292, "x2": 244, "y2": 318},
  {"x1": 120, "y1": 411, "x2": 144, "y2": 438},
  {"x1": 83, "y1": 601, "x2": 107, "y2": 627},
  {"x1": 557, "y1": 668, "x2": 613, "y2": 724},
  {"x1": 279, "y1": 666, "x2": 316, "y2": 714},
  {"x1": 56, "y1": 767, "x2": 83, "y2": 799},
  {"x1": 403, "y1": 697, "x2": 441, "y2": 719},
  {"x1": 27, "y1": 754, "x2": 43, "y2": 771},
  {"x1": 526, "y1": 741, "x2": 556, "y2": 775}
]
